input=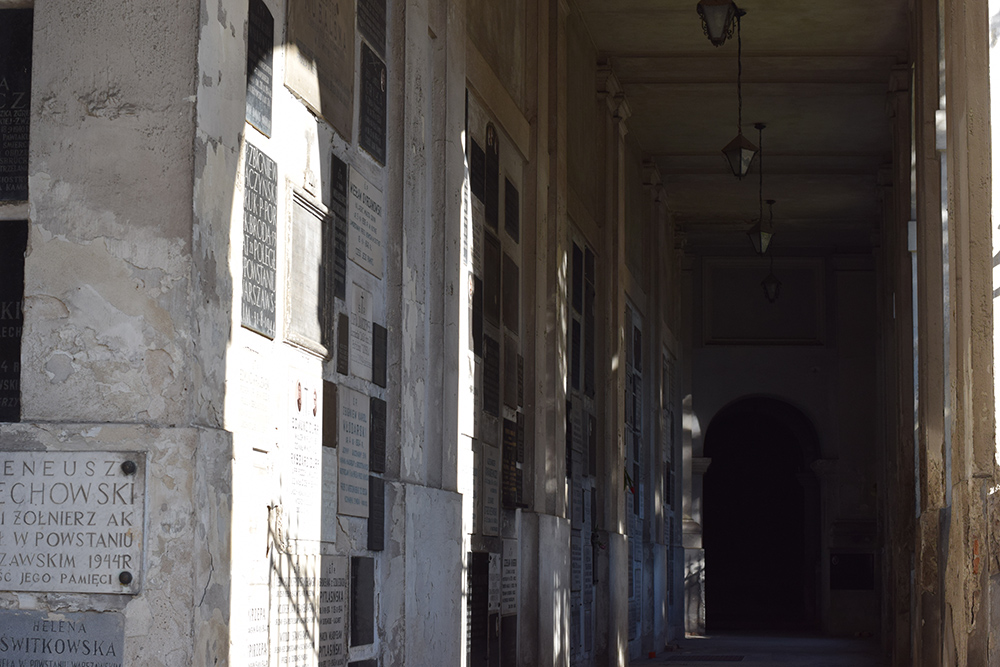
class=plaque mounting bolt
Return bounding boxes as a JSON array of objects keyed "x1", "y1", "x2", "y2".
[
  {"x1": 119, "y1": 571, "x2": 133, "y2": 585},
  {"x1": 120, "y1": 460, "x2": 137, "y2": 475}
]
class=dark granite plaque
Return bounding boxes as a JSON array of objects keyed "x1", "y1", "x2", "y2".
[
  {"x1": 503, "y1": 335, "x2": 517, "y2": 410},
  {"x1": 484, "y1": 124, "x2": 499, "y2": 230},
  {"x1": 369, "y1": 396, "x2": 386, "y2": 473},
  {"x1": 571, "y1": 320, "x2": 581, "y2": 391},
  {"x1": 330, "y1": 155, "x2": 349, "y2": 301},
  {"x1": 367, "y1": 475, "x2": 384, "y2": 551},
  {"x1": 516, "y1": 413, "x2": 524, "y2": 464},
  {"x1": 502, "y1": 419, "x2": 517, "y2": 508},
  {"x1": 357, "y1": 0, "x2": 386, "y2": 55},
  {"x1": 483, "y1": 335, "x2": 500, "y2": 417},
  {"x1": 245, "y1": 0, "x2": 273, "y2": 136},
  {"x1": 0, "y1": 9, "x2": 32, "y2": 201},
  {"x1": 501, "y1": 614, "x2": 517, "y2": 662},
  {"x1": 572, "y1": 242, "x2": 583, "y2": 314},
  {"x1": 470, "y1": 139, "x2": 486, "y2": 203},
  {"x1": 242, "y1": 143, "x2": 278, "y2": 338},
  {"x1": 372, "y1": 322, "x2": 387, "y2": 388},
  {"x1": 588, "y1": 413, "x2": 597, "y2": 477},
  {"x1": 359, "y1": 43, "x2": 386, "y2": 165},
  {"x1": 502, "y1": 252, "x2": 518, "y2": 333},
  {"x1": 468, "y1": 552, "x2": 489, "y2": 667},
  {"x1": 349, "y1": 661, "x2": 378, "y2": 667},
  {"x1": 472, "y1": 274, "x2": 483, "y2": 357},
  {"x1": 0, "y1": 221, "x2": 26, "y2": 422},
  {"x1": 323, "y1": 381, "x2": 338, "y2": 448},
  {"x1": 0, "y1": 610, "x2": 124, "y2": 662},
  {"x1": 483, "y1": 232, "x2": 501, "y2": 328},
  {"x1": 504, "y1": 178, "x2": 519, "y2": 243},
  {"x1": 337, "y1": 313, "x2": 350, "y2": 375},
  {"x1": 488, "y1": 612, "x2": 500, "y2": 667},
  {"x1": 584, "y1": 281, "x2": 595, "y2": 397},
  {"x1": 517, "y1": 354, "x2": 523, "y2": 407},
  {"x1": 351, "y1": 556, "x2": 375, "y2": 646}
]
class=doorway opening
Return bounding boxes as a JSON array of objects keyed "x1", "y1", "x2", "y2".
[{"x1": 703, "y1": 396, "x2": 820, "y2": 632}]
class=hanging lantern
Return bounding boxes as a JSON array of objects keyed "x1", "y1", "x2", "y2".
[
  {"x1": 723, "y1": 132, "x2": 759, "y2": 180},
  {"x1": 761, "y1": 270, "x2": 782, "y2": 303},
  {"x1": 697, "y1": 0, "x2": 740, "y2": 47}
]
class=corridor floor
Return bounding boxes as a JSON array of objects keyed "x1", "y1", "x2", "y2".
[{"x1": 629, "y1": 634, "x2": 886, "y2": 666}]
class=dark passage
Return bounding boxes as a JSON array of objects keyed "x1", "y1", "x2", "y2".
[{"x1": 703, "y1": 397, "x2": 819, "y2": 632}]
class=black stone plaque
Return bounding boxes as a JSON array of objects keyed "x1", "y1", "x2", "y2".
[
  {"x1": 584, "y1": 281, "x2": 595, "y2": 398},
  {"x1": 470, "y1": 139, "x2": 486, "y2": 203},
  {"x1": 357, "y1": 0, "x2": 386, "y2": 55},
  {"x1": 501, "y1": 614, "x2": 517, "y2": 663},
  {"x1": 572, "y1": 242, "x2": 583, "y2": 314},
  {"x1": 571, "y1": 319, "x2": 581, "y2": 391},
  {"x1": 483, "y1": 335, "x2": 500, "y2": 417},
  {"x1": 370, "y1": 396, "x2": 386, "y2": 473},
  {"x1": 503, "y1": 335, "x2": 517, "y2": 410},
  {"x1": 516, "y1": 413, "x2": 524, "y2": 464},
  {"x1": 337, "y1": 312, "x2": 350, "y2": 375},
  {"x1": 0, "y1": 610, "x2": 124, "y2": 662},
  {"x1": 0, "y1": 9, "x2": 32, "y2": 201},
  {"x1": 588, "y1": 413, "x2": 597, "y2": 477},
  {"x1": 372, "y1": 322, "x2": 387, "y2": 388},
  {"x1": 504, "y1": 178, "x2": 519, "y2": 243},
  {"x1": 472, "y1": 274, "x2": 483, "y2": 357},
  {"x1": 359, "y1": 43, "x2": 387, "y2": 165},
  {"x1": 484, "y1": 124, "x2": 499, "y2": 231},
  {"x1": 349, "y1": 661, "x2": 378, "y2": 667},
  {"x1": 502, "y1": 419, "x2": 517, "y2": 508},
  {"x1": 0, "y1": 221, "x2": 26, "y2": 422},
  {"x1": 488, "y1": 612, "x2": 500, "y2": 667},
  {"x1": 323, "y1": 381, "x2": 338, "y2": 448},
  {"x1": 367, "y1": 475, "x2": 384, "y2": 551},
  {"x1": 468, "y1": 551, "x2": 490, "y2": 667},
  {"x1": 483, "y1": 232, "x2": 501, "y2": 328},
  {"x1": 351, "y1": 556, "x2": 375, "y2": 646},
  {"x1": 245, "y1": 0, "x2": 273, "y2": 136},
  {"x1": 330, "y1": 155, "x2": 349, "y2": 301},
  {"x1": 516, "y1": 354, "x2": 523, "y2": 408},
  {"x1": 242, "y1": 143, "x2": 277, "y2": 338},
  {"x1": 502, "y1": 252, "x2": 518, "y2": 333}
]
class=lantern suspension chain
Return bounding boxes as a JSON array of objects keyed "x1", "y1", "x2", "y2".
[{"x1": 736, "y1": 11, "x2": 743, "y2": 136}]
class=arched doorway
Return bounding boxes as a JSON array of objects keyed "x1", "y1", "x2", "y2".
[{"x1": 703, "y1": 397, "x2": 820, "y2": 632}]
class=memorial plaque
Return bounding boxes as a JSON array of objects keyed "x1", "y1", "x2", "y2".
[
  {"x1": 0, "y1": 610, "x2": 124, "y2": 664},
  {"x1": 504, "y1": 178, "x2": 519, "y2": 243},
  {"x1": 369, "y1": 396, "x2": 386, "y2": 473},
  {"x1": 337, "y1": 313, "x2": 350, "y2": 375},
  {"x1": 348, "y1": 168, "x2": 385, "y2": 279},
  {"x1": 358, "y1": 43, "x2": 386, "y2": 166},
  {"x1": 323, "y1": 381, "x2": 338, "y2": 447},
  {"x1": 286, "y1": 371, "x2": 323, "y2": 543},
  {"x1": 372, "y1": 322, "x2": 387, "y2": 388},
  {"x1": 503, "y1": 335, "x2": 517, "y2": 410},
  {"x1": 350, "y1": 556, "x2": 375, "y2": 646},
  {"x1": 571, "y1": 319, "x2": 581, "y2": 391},
  {"x1": 584, "y1": 605, "x2": 594, "y2": 651},
  {"x1": 270, "y1": 552, "x2": 319, "y2": 667},
  {"x1": 517, "y1": 354, "x2": 523, "y2": 408},
  {"x1": 0, "y1": 9, "x2": 32, "y2": 201},
  {"x1": 584, "y1": 281, "x2": 595, "y2": 397},
  {"x1": 482, "y1": 444, "x2": 500, "y2": 537},
  {"x1": 349, "y1": 661, "x2": 377, "y2": 667},
  {"x1": 286, "y1": 0, "x2": 354, "y2": 139},
  {"x1": 367, "y1": 475, "x2": 384, "y2": 551},
  {"x1": 468, "y1": 552, "x2": 489, "y2": 667},
  {"x1": 471, "y1": 442, "x2": 481, "y2": 535},
  {"x1": 571, "y1": 599, "x2": 581, "y2": 656},
  {"x1": 357, "y1": 0, "x2": 386, "y2": 55},
  {"x1": 245, "y1": 0, "x2": 274, "y2": 136},
  {"x1": 338, "y1": 386, "x2": 369, "y2": 517},
  {"x1": 246, "y1": 586, "x2": 270, "y2": 667},
  {"x1": 289, "y1": 195, "x2": 339, "y2": 353},
  {"x1": 588, "y1": 413, "x2": 597, "y2": 477},
  {"x1": 470, "y1": 139, "x2": 486, "y2": 203},
  {"x1": 319, "y1": 555, "x2": 349, "y2": 667},
  {"x1": 321, "y1": 447, "x2": 338, "y2": 542},
  {"x1": 502, "y1": 252, "x2": 518, "y2": 332},
  {"x1": 471, "y1": 273, "x2": 483, "y2": 357},
  {"x1": 484, "y1": 124, "x2": 499, "y2": 231},
  {"x1": 501, "y1": 614, "x2": 517, "y2": 663},
  {"x1": 572, "y1": 242, "x2": 583, "y2": 314},
  {"x1": 483, "y1": 335, "x2": 500, "y2": 417},
  {"x1": 330, "y1": 155, "x2": 349, "y2": 301},
  {"x1": 488, "y1": 552, "x2": 501, "y2": 612},
  {"x1": 483, "y1": 233, "x2": 501, "y2": 328},
  {"x1": 0, "y1": 451, "x2": 145, "y2": 593},
  {"x1": 349, "y1": 283, "x2": 373, "y2": 381},
  {"x1": 501, "y1": 539, "x2": 518, "y2": 615},
  {"x1": 516, "y1": 413, "x2": 524, "y2": 463},
  {"x1": 501, "y1": 419, "x2": 517, "y2": 508},
  {"x1": 242, "y1": 143, "x2": 278, "y2": 338},
  {"x1": 0, "y1": 221, "x2": 26, "y2": 422}
]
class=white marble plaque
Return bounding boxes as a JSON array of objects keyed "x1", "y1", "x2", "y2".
[
  {"x1": 501, "y1": 539, "x2": 518, "y2": 615},
  {"x1": 349, "y1": 282, "x2": 373, "y2": 381},
  {"x1": 320, "y1": 448, "x2": 338, "y2": 542},
  {"x1": 0, "y1": 451, "x2": 145, "y2": 594},
  {"x1": 488, "y1": 552, "x2": 501, "y2": 613},
  {"x1": 246, "y1": 585, "x2": 270, "y2": 667},
  {"x1": 238, "y1": 341, "x2": 274, "y2": 442},
  {"x1": 0, "y1": 610, "x2": 124, "y2": 663},
  {"x1": 482, "y1": 444, "x2": 500, "y2": 537},
  {"x1": 318, "y1": 555, "x2": 349, "y2": 667},
  {"x1": 348, "y1": 168, "x2": 385, "y2": 279},
  {"x1": 337, "y1": 386, "x2": 369, "y2": 517},
  {"x1": 270, "y1": 551, "x2": 319, "y2": 667},
  {"x1": 286, "y1": 371, "x2": 323, "y2": 543}
]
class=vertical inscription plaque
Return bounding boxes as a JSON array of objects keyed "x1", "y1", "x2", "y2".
[
  {"x1": 484, "y1": 124, "x2": 499, "y2": 231},
  {"x1": 372, "y1": 322, "x2": 387, "y2": 388},
  {"x1": 0, "y1": 221, "x2": 26, "y2": 421},
  {"x1": 286, "y1": 0, "x2": 354, "y2": 139},
  {"x1": 470, "y1": 139, "x2": 486, "y2": 202},
  {"x1": 338, "y1": 386, "x2": 369, "y2": 517},
  {"x1": 501, "y1": 419, "x2": 518, "y2": 508},
  {"x1": 242, "y1": 144, "x2": 278, "y2": 338},
  {"x1": 337, "y1": 313, "x2": 350, "y2": 375},
  {"x1": 289, "y1": 195, "x2": 335, "y2": 353},
  {"x1": 350, "y1": 556, "x2": 375, "y2": 646},
  {"x1": 504, "y1": 178, "x2": 519, "y2": 243},
  {"x1": 483, "y1": 232, "x2": 501, "y2": 328},
  {"x1": 318, "y1": 555, "x2": 349, "y2": 667},
  {"x1": 349, "y1": 283, "x2": 373, "y2": 381},
  {"x1": 245, "y1": 0, "x2": 274, "y2": 136},
  {"x1": 483, "y1": 335, "x2": 500, "y2": 417},
  {"x1": 367, "y1": 475, "x2": 384, "y2": 551},
  {"x1": 286, "y1": 369, "x2": 323, "y2": 543},
  {"x1": 348, "y1": 168, "x2": 385, "y2": 279},
  {"x1": 358, "y1": 43, "x2": 387, "y2": 166},
  {"x1": 369, "y1": 395, "x2": 386, "y2": 473},
  {"x1": 330, "y1": 155, "x2": 349, "y2": 301},
  {"x1": 482, "y1": 444, "x2": 500, "y2": 536},
  {"x1": 503, "y1": 335, "x2": 517, "y2": 409},
  {"x1": 357, "y1": 0, "x2": 386, "y2": 55},
  {"x1": 321, "y1": 447, "x2": 338, "y2": 542},
  {"x1": 0, "y1": 610, "x2": 124, "y2": 663},
  {"x1": 0, "y1": 9, "x2": 31, "y2": 201}
]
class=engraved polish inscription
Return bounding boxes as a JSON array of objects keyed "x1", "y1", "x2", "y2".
[
  {"x1": 0, "y1": 9, "x2": 31, "y2": 201},
  {"x1": 242, "y1": 143, "x2": 278, "y2": 338},
  {"x1": 245, "y1": 0, "x2": 274, "y2": 136},
  {"x1": 358, "y1": 43, "x2": 386, "y2": 166}
]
